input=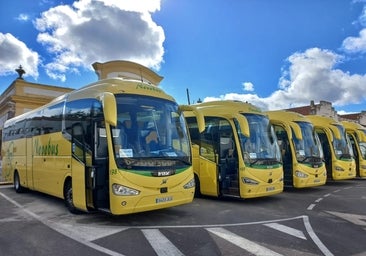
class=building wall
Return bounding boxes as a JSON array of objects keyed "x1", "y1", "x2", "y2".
[{"x1": 288, "y1": 100, "x2": 366, "y2": 126}]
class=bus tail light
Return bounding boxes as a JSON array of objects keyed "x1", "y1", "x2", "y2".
[
  {"x1": 242, "y1": 177, "x2": 259, "y2": 185},
  {"x1": 112, "y1": 184, "x2": 140, "y2": 196},
  {"x1": 183, "y1": 178, "x2": 195, "y2": 189}
]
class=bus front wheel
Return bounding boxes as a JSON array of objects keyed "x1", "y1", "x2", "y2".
[
  {"x1": 64, "y1": 180, "x2": 79, "y2": 214},
  {"x1": 14, "y1": 171, "x2": 24, "y2": 193}
]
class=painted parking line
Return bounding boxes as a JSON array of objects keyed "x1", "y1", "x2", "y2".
[
  {"x1": 142, "y1": 229, "x2": 184, "y2": 256},
  {"x1": 264, "y1": 223, "x2": 307, "y2": 240},
  {"x1": 207, "y1": 227, "x2": 283, "y2": 256}
]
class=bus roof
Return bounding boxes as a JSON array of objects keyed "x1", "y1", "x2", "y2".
[
  {"x1": 342, "y1": 120, "x2": 366, "y2": 142},
  {"x1": 266, "y1": 110, "x2": 310, "y2": 123},
  {"x1": 306, "y1": 115, "x2": 343, "y2": 140},
  {"x1": 183, "y1": 100, "x2": 264, "y2": 115},
  {"x1": 266, "y1": 110, "x2": 312, "y2": 140},
  {"x1": 4, "y1": 77, "x2": 175, "y2": 127}
]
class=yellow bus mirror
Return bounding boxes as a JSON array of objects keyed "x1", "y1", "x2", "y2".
[
  {"x1": 234, "y1": 114, "x2": 250, "y2": 137},
  {"x1": 290, "y1": 122, "x2": 303, "y2": 140},
  {"x1": 102, "y1": 92, "x2": 117, "y2": 126},
  {"x1": 179, "y1": 105, "x2": 205, "y2": 133},
  {"x1": 356, "y1": 130, "x2": 366, "y2": 142},
  {"x1": 271, "y1": 120, "x2": 293, "y2": 139},
  {"x1": 329, "y1": 125, "x2": 341, "y2": 140}
]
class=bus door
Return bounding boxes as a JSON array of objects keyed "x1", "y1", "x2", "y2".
[
  {"x1": 272, "y1": 125, "x2": 293, "y2": 185},
  {"x1": 198, "y1": 127, "x2": 219, "y2": 196},
  {"x1": 70, "y1": 120, "x2": 110, "y2": 212},
  {"x1": 317, "y1": 131, "x2": 332, "y2": 177},
  {"x1": 346, "y1": 133, "x2": 359, "y2": 174},
  {"x1": 70, "y1": 123, "x2": 92, "y2": 211},
  {"x1": 218, "y1": 126, "x2": 239, "y2": 196},
  {"x1": 92, "y1": 121, "x2": 110, "y2": 210}
]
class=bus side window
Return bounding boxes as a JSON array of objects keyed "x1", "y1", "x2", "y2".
[
  {"x1": 71, "y1": 123, "x2": 86, "y2": 162},
  {"x1": 96, "y1": 124, "x2": 108, "y2": 158}
]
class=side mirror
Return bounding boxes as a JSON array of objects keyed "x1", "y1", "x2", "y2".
[{"x1": 101, "y1": 92, "x2": 117, "y2": 126}]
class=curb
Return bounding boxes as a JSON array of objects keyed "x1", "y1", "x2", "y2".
[{"x1": 0, "y1": 182, "x2": 12, "y2": 186}]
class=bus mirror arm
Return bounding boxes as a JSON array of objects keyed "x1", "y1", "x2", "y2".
[
  {"x1": 179, "y1": 105, "x2": 205, "y2": 133},
  {"x1": 101, "y1": 92, "x2": 117, "y2": 127},
  {"x1": 232, "y1": 114, "x2": 250, "y2": 137}
]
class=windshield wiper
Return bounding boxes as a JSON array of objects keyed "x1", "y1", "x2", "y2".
[
  {"x1": 155, "y1": 156, "x2": 191, "y2": 165},
  {"x1": 339, "y1": 153, "x2": 352, "y2": 159},
  {"x1": 249, "y1": 158, "x2": 282, "y2": 166}
]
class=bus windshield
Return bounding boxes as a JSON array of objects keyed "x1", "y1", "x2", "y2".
[
  {"x1": 359, "y1": 142, "x2": 366, "y2": 160},
  {"x1": 332, "y1": 124, "x2": 354, "y2": 160},
  {"x1": 111, "y1": 95, "x2": 191, "y2": 169},
  {"x1": 238, "y1": 114, "x2": 281, "y2": 166},
  {"x1": 293, "y1": 121, "x2": 323, "y2": 163}
]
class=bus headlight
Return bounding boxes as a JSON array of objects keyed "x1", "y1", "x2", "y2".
[
  {"x1": 335, "y1": 166, "x2": 344, "y2": 172},
  {"x1": 360, "y1": 165, "x2": 366, "y2": 170},
  {"x1": 112, "y1": 183, "x2": 140, "y2": 196},
  {"x1": 242, "y1": 177, "x2": 259, "y2": 185},
  {"x1": 183, "y1": 178, "x2": 195, "y2": 189},
  {"x1": 295, "y1": 170, "x2": 308, "y2": 178}
]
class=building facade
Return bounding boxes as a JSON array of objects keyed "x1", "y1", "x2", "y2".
[{"x1": 286, "y1": 100, "x2": 366, "y2": 126}]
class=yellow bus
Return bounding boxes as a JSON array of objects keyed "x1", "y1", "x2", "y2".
[
  {"x1": 266, "y1": 111, "x2": 327, "y2": 188},
  {"x1": 1, "y1": 62, "x2": 195, "y2": 215},
  {"x1": 342, "y1": 121, "x2": 366, "y2": 178},
  {"x1": 181, "y1": 100, "x2": 283, "y2": 198},
  {"x1": 306, "y1": 115, "x2": 356, "y2": 180}
]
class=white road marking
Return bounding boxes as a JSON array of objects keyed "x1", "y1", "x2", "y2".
[
  {"x1": 207, "y1": 227, "x2": 283, "y2": 256},
  {"x1": 315, "y1": 198, "x2": 323, "y2": 203},
  {"x1": 303, "y1": 216, "x2": 334, "y2": 256},
  {"x1": 0, "y1": 192, "x2": 126, "y2": 256},
  {"x1": 1, "y1": 190, "x2": 335, "y2": 256},
  {"x1": 264, "y1": 223, "x2": 307, "y2": 240},
  {"x1": 326, "y1": 211, "x2": 366, "y2": 227},
  {"x1": 142, "y1": 229, "x2": 184, "y2": 256},
  {"x1": 50, "y1": 221, "x2": 129, "y2": 241},
  {"x1": 307, "y1": 204, "x2": 316, "y2": 210}
]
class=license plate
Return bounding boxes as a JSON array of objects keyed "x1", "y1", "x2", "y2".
[
  {"x1": 314, "y1": 179, "x2": 320, "y2": 183},
  {"x1": 156, "y1": 196, "x2": 173, "y2": 203},
  {"x1": 266, "y1": 186, "x2": 275, "y2": 192}
]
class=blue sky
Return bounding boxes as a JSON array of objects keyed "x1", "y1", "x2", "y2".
[{"x1": 1, "y1": 0, "x2": 366, "y2": 114}]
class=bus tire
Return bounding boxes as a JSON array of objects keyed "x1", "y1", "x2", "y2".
[
  {"x1": 194, "y1": 174, "x2": 201, "y2": 197},
  {"x1": 64, "y1": 180, "x2": 80, "y2": 214},
  {"x1": 14, "y1": 171, "x2": 24, "y2": 193}
]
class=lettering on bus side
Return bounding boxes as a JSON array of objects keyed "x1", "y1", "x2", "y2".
[
  {"x1": 34, "y1": 138, "x2": 59, "y2": 156},
  {"x1": 3, "y1": 141, "x2": 15, "y2": 180},
  {"x1": 110, "y1": 169, "x2": 118, "y2": 175},
  {"x1": 135, "y1": 83, "x2": 163, "y2": 93}
]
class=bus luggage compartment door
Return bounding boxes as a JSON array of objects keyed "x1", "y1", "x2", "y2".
[{"x1": 71, "y1": 157, "x2": 88, "y2": 211}]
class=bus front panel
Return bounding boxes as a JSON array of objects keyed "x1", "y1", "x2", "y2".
[
  {"x1": 108, "y1": 167, "x2": 195, "y2": 215},
  {"x1": 239, "y1": 165, "x2": 283, "y2": 198}
]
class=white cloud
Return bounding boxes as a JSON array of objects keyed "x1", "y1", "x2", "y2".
[
  {"x1": 203, "y1": 48, "x2": 366, "y2": 111},
  {"x1": 34, "y1": 0, "x2": 164, "y2": 81},
  {"x1": 0, "y1": 33, "x2": 39, "y2": 78},
  {"x1": 242, "y1": 82, "x2": 254, "y2": 91},
  {"x1": 16, "y1": 14, "x2": 30, "y2": 22},
  {"x1": 342, "y1": 28, "x2": 366, "y2": 53},
  {"x1": 358, "y1": 5, "x2": 366, "y2": 27}
]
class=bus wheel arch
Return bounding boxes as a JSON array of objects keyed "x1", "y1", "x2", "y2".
[
  {"x1": 13, "y1": 170, "x2": 24, "y2": 193},
  {"x1": 63, "y1": 178, "x2": 80, "y2": 214},
  {"x1": 194, "y1": 173, "x2": 201, "y2": 197}
]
